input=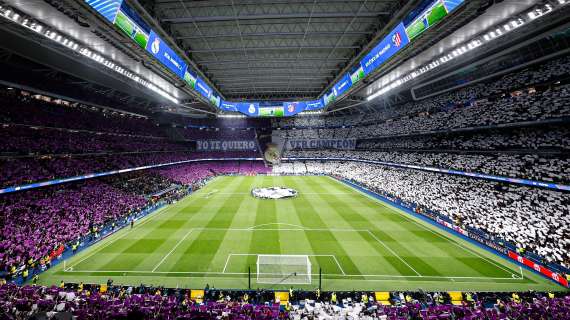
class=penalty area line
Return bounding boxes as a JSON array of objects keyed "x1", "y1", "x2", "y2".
[
  {"x1": 366, "y1": 230, "x2": 422, "y2": 277},
  {"x1": 64, "y1": 205, "x2": 171, "y2": 271},
  {"x1": 152, "y1": 228, "x2": 195, "y2": 272}
]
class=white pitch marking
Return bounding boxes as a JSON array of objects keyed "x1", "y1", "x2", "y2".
[
  {"x1": 366, "y1": 230, "x2": 422, "y2": 277},
  {"x1": 402, "y1": 217, "x2": 520, "y2": 278},
  {"x1": 152, "y1": 229, "x2": 194, "y2": 272},
  {"x1": 191, "y1": 227, "x2": 369, "y2": 232},
  {"x1": 65, "y1": 205, "x2": 171, "y2": 271},
  {"x1": 247, "y1": 222, "x2": 305, "y2": 230},
  {"x1": 338, "y1": 178, "x2": 520, "y2": 279},
  {"x1": 331, "y1": 255, "x2": 346, "y2": 275},
  {"x1": 222, "y1": 255, "x2": 232, "y2": 273},
  {"x1": 62, "y1": 269, "x2": 524, "y2": 281}
]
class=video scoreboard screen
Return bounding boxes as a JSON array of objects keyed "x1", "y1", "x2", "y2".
[
  {"x1": 258, "y1": 107, "x2": 285, "y2": 117},
  {"x1": 113, "y1": 2, "x2": 151, "y2": 49},
  {"x1": 85, "y1": 0, "x2": 123, "y2": 23}
]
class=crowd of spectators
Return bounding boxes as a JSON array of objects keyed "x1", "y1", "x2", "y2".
[
  {"x1": 0, "y1": 89, "x2": 263, "y2": 189},
  {"x1": 275, "y1": 82, "x2": 570, "y2": 139},
  {"x1": 285, "y1": 149, "x2": 570, "y2": 184},
  {"x1": 0, "y1": 91, "x2": 164, "y2": 137},
  {"x1": 273, "y1": 161, "x2": 570, "y2": 269},
  {"x1": 0, "y1": 125, "x2": 187, "y2": 156},
  {"x1": 273, "y1": 55, "x2": 570, "y2": 131},
  {"x1": 1, "y1": 282, "x2": 568, "y2": 319},
  {"x1": 0, "y1": 151, "x2": 260, "y2": 189},
  {"x1": 156, "y1": 161, "x2": 270, "y2": 185},
  {"x1": 356, "y1": 125, "x2": 570, "y2": 152},
  {"x1": 274, "y1": 57, "x2": 570, "y2": 187},
  {"x1": 0, "y1": 160, "x2": 269, "y2": 277},
  {"x1": 0, "y1": 180, "x2": 148, "y2": 273}
]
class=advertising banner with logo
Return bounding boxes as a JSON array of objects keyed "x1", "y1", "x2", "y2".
[
  {"x1": 283, "y1": 101, "x2": 306, "y2": 116},
  {"x1": 323, "y1": 91, "x2": 335, "y2": 106},
  {"x1": 194, "y1": 77, "x2": 212, "y2": 99},
  {"x1": 237, "y1": 102, "x2": 260, "y2": 116},
  {"x1": 114, "y1": 2, "x2": 150, "y2": 49},
  {"x1": 333, "y1": 73, "x2": 352, "y2": 98},
  {"x1": 196, "y1": 140, "x2": 257, "y2": 151},
  {"x1": 349, "y1": 66, "x2": 365, "y2": 85},
  {"x1": 305, "y1": 99, "x2": 325, "y2": 110},
  {"x1": 360, "y1": 22, "x2": 410, "y2": 75},
  {"x1": 146, "y1": 31, "x2": 187, "y2": 79},
  {"x1": 508, "y1": 251, "x2": 569, "y2": 287},
  {"x1": 286, "y1": 139, "x2": 357, "y2": 150},
  {"x1": 220, "y1": 100, "x2": 239, "y2": 112}
]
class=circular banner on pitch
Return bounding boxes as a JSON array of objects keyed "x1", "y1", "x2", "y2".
[{"x1": 251, "y1": 187, "x2": 298, "y2": 199}]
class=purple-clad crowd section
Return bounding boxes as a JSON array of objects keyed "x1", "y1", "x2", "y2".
[
  {"x1": 0, "y1": 151, "x2": 259, "y2": 189},
  {"x1": 0, "y1": 284, "x2": 285, "y2": 319},
  {"x1": 0, "y1": 94, "x2": 164, "y2": 137},
  {"x1": 157, "y1": 161, "x2": 271, "y2": 185},
  {"x1": 0, "y1": 160, "x2": 268, "y2": 273},
  {"x1": 0, "y1": 91, "x2": 264, "y2": 189},
  {"x1": 0, "y1": 181, "x2": 147, "y2": 270},
  {"x1": 1, "y1": 283, "x2": 569, "y2": 319},
  {"x1": 0, "y1": 125, "x2": 185, "y2": 156}
]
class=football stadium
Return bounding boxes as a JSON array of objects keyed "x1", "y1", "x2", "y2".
[{"x1": 0, "y1": 0, "x2": 569, "y2": 318}]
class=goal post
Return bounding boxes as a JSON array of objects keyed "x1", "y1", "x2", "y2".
[{"x1": 256, "y1": 255, "x2": 312, "y2": 285}]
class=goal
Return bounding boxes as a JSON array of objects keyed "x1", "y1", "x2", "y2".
[{"x1": 256, "y1": 255, "x2": 312, "y2": 285}]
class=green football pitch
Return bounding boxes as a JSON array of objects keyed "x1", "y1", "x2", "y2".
[{"x1": 38, "y1": 175, "x2": 566, "y2": 292}]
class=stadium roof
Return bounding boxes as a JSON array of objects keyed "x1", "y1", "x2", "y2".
[
  {"x1": 141, "y1": 0, "x2": 409, "y2": 101},
  {"x1": 0, "y1": 0, "x2": 568, "y2": 117}
]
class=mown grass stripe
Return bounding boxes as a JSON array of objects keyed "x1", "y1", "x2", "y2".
[
  {"x1": 246, "y1": 176, "x2": 282, "y2": 274},
  {"x1": 156, "y1": 176, "x2": 249, "y2": 272},
  {"x1": 287, "y1": 177, "x2": 364, "y2": 278},
  {"x1": 300, "y1": 177, "x2": 419, "y2": 276},
  {"x1": 330, "y1": 177, "x2": 524, "y2": 279}
]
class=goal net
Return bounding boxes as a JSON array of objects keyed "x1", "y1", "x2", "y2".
[{"x1": 256, "y1": 255, "x2": 312, "y2": 285}]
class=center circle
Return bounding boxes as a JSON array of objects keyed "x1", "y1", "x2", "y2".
[{"x1": 251, "y1": 187, "x2": 298, "y2": 199}]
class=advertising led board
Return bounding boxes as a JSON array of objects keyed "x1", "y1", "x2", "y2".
[
  {"x1": 146, "y1": 31, "x2": 187, "y2": 79},
  {"x1": 360, "y1": 22, "x2": 410, "y2": 75},
  {"x1": 220, "y1": 100, "x2": 239, "y2": 112},
  {"x1": 443, "y1": 0, "x2": 465, "y2": 13},
  {"x1": 183, "y1": 70, "x2": 197, "y2": 89},
  {"x1": 84, "y1": 0, "x2": 462, "y2": 115},
  {"x1": 210, "y1": 94, "x2": 221, "y2": 108},
  {"x1": 405, "y1": 0, "x2": 448, "y2": 40},
  {"x1": 84, "y1": 0, "x2": 123, "y2": 23},
  {"x1": 283, "y1": 101, "x2": 306, "y2": 116},
  {"x1": 114, "y1": 3, "x2": 150, "y2": 49},
  {"x1": 194, "y1": 77, "x2": 212, "y2": 99},
  {"x1": 333, "y1": 73, "x2": 352, "y2": 98},
  {"x1": 237, "y1": 102, "x2": 259, "y2": 116},
  {"x1": 305, "y1": 99, "x2": 325, "y2": 110},
  {"x1": 349, "y1": 66, "x2": 365, "y2": 85},
  {"x1": 323, "y1": 91, "x2": 335, "y2": 106}
]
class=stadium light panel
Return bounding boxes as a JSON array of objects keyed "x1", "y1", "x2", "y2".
[{"x1": 0, "y1": 4, "x2": 180, "y2": 105}]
